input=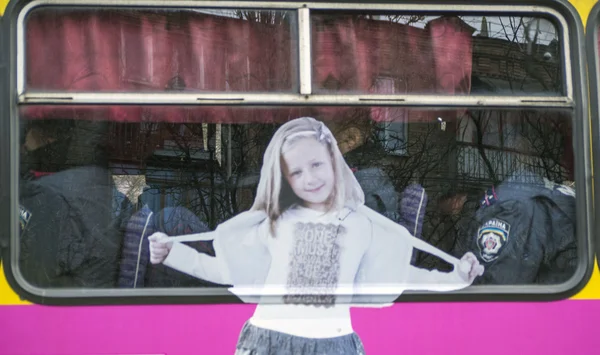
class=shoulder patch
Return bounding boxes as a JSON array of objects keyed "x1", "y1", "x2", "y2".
[
  {"x1": 477, "y1": 218, "x2": 510, "y2": 262},
  {"x1": 19, "y1": 205, "x2": 32, "y2": 232}
]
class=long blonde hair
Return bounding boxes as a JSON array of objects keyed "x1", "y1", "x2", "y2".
[{"x1": 250, "y1": 117, "x2": 365, "y2": 233}]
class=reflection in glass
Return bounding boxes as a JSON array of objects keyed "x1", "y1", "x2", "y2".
[
  {"x1": 17, "y1": 105, "x2": 576, "y2": 291},
  {"x1": 24, "y1": 8, "x2": 298, "y2": 92},
  {"x1": 311, "y1": 13, "x2": 562, "y2": 95}
]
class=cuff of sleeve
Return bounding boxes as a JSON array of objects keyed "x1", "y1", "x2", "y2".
[
  {"x1": 163, "y1": 242, "x2": 197, "y2": 274},
  {"x1": 443, "y1": 269, "x2": 471, "y2": 290}
]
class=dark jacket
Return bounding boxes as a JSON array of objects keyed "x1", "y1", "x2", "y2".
[
  {"x1": 117, "y1": 204, "x2": 154, "y2": 288},
  {"x1": 116, "y1": 201, "x2": 220, "y2": 288},
  {"x1": 452, "y1": 173, "x2": 577, "y2": 285},
  {"x1": 19, "y1": 166, "x2": 122, "y2": 288}
]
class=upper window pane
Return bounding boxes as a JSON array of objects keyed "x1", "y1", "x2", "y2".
[
  {"x1": 24, "y1": 7, "x2": 298, "y2": 92},
  {"x1": 311, "y1": 12, "x2": 563, "y2": 96}
]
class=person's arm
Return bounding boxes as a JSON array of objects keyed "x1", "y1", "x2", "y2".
[
  {"x1": 150, "y1": 231, "x2": 230, "y2": 285},
  {"x1": 535, "y1": 195, "x2": 578, "y2": 285},
  {"x1": 467, "y1": 200, "x2": 540, "y2": 285},
  {"x1": 352, "y1": 216, "x2": 414, "y2": 306},
  {"x1": 406, "y1": 263, "x2": 469, "y2": 291},
  {"x1": 150, "y1": 210, "x2": 270, "y2": 288},
  {"x1": 162, "y1": 236, "x2": 230, "y2": 285},
  {"x1": 352, "y1": 210, "x2": 481, "y2": 305}
]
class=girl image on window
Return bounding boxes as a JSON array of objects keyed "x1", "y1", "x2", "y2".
[{"x1": 149, "y1": 116, "x2": 484, "y2": 354}]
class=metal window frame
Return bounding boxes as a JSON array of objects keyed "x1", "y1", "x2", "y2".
[
  {"x1": 15, "y1": 0, "x2": 574, "y2": 104},
  {"x1": 585, "y1": 1, "x2": 600, "y2": 276},
  {"x1": 0, "y1": 0, "x2": 593, "y2": 306}
]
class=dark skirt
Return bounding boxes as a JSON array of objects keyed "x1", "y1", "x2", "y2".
[{"x1": 234, "y1": 320, "x2": 366, "y2": 355}]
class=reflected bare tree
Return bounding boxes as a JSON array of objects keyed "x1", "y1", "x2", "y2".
[{"x1": 235, "y1": 10, "x2": 290, "y2": 25}]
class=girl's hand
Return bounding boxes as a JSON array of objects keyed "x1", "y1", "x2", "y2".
[
  {"x1": 148, "y1": 232, "x2": 173, "y2": 264},
  {"x1": 457, "y1": 252, "x2": 484, "y2": 284}
]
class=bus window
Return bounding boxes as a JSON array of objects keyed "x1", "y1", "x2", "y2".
[
  {"x1": 311, "y1": 12, "x2": 563, "y2": 96},
  {"x1": 22, "y1": 7, "x2": 299, "y2": 93},
  {"x1": 1, "y1": 1, "x2": 592, "y2": 304}
]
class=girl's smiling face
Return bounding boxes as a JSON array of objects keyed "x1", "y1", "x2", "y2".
[{"x1": 281, "y1": 137, "x2": 335, "y2": 212}]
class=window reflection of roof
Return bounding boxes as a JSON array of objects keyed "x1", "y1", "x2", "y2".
[{"x1": 370, "y1": 15, "x2": 558, "y2": 46}]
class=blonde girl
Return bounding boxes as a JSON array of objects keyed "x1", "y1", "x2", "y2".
[{"x1": 149, "y1": 116, "x2": 483, "y2": 354}]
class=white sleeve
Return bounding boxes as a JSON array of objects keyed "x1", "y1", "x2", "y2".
[
  {"x1": 163, "y1": 240, "x2": 230, "y2": 285},
  {"x1": 352, "y1": 218, "x2": 409, "y2": 305},
  {"x1": 161, "y1": 210, "x2": 270, "y2": 288},
  {"x1": 406, "y1": 265, "x2": 469, "y2": 291},
  {"x1": 353, "y1": 211, "x2": 470, "y2": 306},
  {"x1": 213, "y1": 215, "x2": 271, "y2": 289}
]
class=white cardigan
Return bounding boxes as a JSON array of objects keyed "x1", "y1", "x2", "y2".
[{"x1": 161, "y1": 205, "x2": 473, "y2": 305}]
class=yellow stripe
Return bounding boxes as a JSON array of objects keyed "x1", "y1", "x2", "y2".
[
  {"x1": 0, "y1": 264, "x2": 29, "y2": 305},
  {"x1": 571, "y1": 261, "x2": 600, "y2": 299},
  {"x1": 572, "y1": 0, "x2": 597, "y2": 27},
  {"x1": 571, "y1": 0, "x2": 600, "y2": 300}
]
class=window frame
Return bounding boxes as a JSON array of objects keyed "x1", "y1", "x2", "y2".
[
  {"x1": 585, "y1": 0, "x2": 600, "y2": 276},
  {"x1": 15, "y1": 1, "x2": 575, "y2": 103},
  {"x1": 0, "y1": 0, "x2": 593, "y2": 305},
  {"x1": 371, "y1": 76, "x2": 409, "y2": 156}
]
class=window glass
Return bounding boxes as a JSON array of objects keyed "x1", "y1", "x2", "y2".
[
  {"x1": 17, "y1": 105, "x2": 577, "y2": 291},
  {"x1": 23, "y1": 8, "x2": 298, "y2": 92},
  {"x1": 311, "y1": 12, "x2": 563, "y2": 96}
]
